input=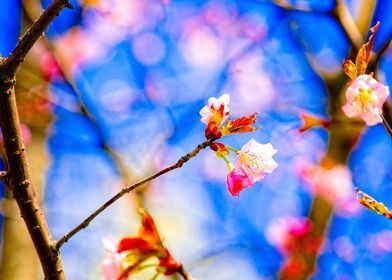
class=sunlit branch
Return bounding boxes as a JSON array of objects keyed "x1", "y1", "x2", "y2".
[
  {"x1": 56, "y1": 137, "x2": 217, "y2": 249},
  {"x1": 4, "y1": 0, "x2": 73, "y2": 74},
  {"x1": 0, "y1": 1, "x2": 75, "y2": 279},
  {"x1": 332, "y1": 0, "x2": 363, "y2": 54},
  {"x1": 271, "y1": 0, "x2": 314, "y2": 12}
]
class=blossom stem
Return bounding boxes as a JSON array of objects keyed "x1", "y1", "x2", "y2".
[
  {"x1": 226, "y1": 146, "x2": 239, "y2": 153},
  {"x1": 222, "y1": 156, "x2": 231, "y2": 165},
  {"x1": 0, "y1": 1, "x2": 73, "y2": 279},
  {"x1": 56, "y1": 137, "x2": 217, "y2": 250},
  {"x1": 381, "y1": 114, "x2": 392, "y2": 138}
]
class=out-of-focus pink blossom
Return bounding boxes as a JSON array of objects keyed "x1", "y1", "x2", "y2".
[
  {"x1": 101, "y1": 209, "x2": 183, "y2": 279},
  {"x1": 101, "y1": 237, "x2": 126, "y2": 280},
  {"x1": 367, "y1": 230, "x2": 392, "y2": 254},
  {"x1": 227, "y1": 165, "x2": 253, "y2": 196},
  {"x1": 0, "y1": 124, "x2": 32, "y2": 147},
  {"x1": 298, "y1": 160, "x2": 359, "y2": 215},
  {"x1": 342, "y1": 74, "x2": 389, "y2": 126},
  {"x1": 199, "y1": 94, "x2": 230, "y2": 126},
  {"x1": 265, "y1": 216, "x2": 311, "y2": 254},
  {"x1": 20, "y1": 123, "x2": 32, "y2": 145},
  {"x1": 236, "y1": 139, "x2": 278, "y2": 182}
]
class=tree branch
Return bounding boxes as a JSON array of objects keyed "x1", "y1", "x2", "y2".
[
  {"x1": 0, "y1": 1, "x2": 73, "y2": 279},
  {"x1": 278, "y1": 1, "x2": 373, "y2": 278},
  {"x1": 370, "y1": 35, "x2": 392, "y2": 75},
  {"x1": 4, "y1": 0, "x2": 73, "y2": 74},
  {"x1": 0, "y1": 86, "x2": 65, "y2": 279},
  {"x1": 56, "y1": 137, "x2": 217, "y2": 249},
  {"x1": 332, "y1": 0, "x2": 363, "y2": 55}
]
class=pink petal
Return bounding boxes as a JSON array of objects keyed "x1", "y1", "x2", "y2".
[{"x1": 227, "y1": 169, "x2": 253, "y2": 196}]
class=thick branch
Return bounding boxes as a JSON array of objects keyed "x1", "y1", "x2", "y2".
[
  {"x1": 56, "y1": 137, "x2": 216, "y2": 249},
  {"x1": 0, "y1": 1, "x2": 73, "y2": 279},
  {"x1": 0, "y1": 85, "x2": 64, "y2": 279},
  {"x1": 278, "y1": 1, "x2": 372, "y2": 278},
  {"x1": 4, "y1": 0, "x2": 73, "y2": 74}
]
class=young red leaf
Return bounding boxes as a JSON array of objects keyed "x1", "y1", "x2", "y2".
[
  {"x1": 343, "y1": 59, "x2": 357, "y2": 81},
  {"x1": 298, "y1": 111, "x2": 329, "y2": 133},
  {"x1": 117, "y1": 238, "x2": 157, "y2": 253},
  {"x1": 221, "y1": 112, "x2": 258, "y2": 135},
  {"x1": 355, "y1": 21, "x2": 380, "y2": 75}
]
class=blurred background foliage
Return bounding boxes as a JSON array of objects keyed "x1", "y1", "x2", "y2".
[{"x1": 0, "y1": 0, "x2": 391, "y2": 279}]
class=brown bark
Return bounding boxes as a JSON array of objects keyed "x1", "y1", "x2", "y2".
[{"x1": 0, "y1": 1, "x2": 73, "y2": 279}]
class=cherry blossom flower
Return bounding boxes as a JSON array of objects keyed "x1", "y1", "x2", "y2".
[
  {"x1": 342, "y1": 74, "x2": 389, "y2": 126},
  {"x1": 101, "y1": 237, "x2": 126, "y2": 280},
  {"x1": 226, "y1": 139, "x2": 278, "y2": 196},
  {"x1": 236, "y1": 139, "x2": 278, "y2": 182},
  {"x1": 199, "y1": 94, "x2": 230, "y2": 126},
  {"x1": 227, "y1": 165, "x2": 253, "y2": 196},
  {"x1": 101, "y1": 209, "x2": 183, "y2": 279}
]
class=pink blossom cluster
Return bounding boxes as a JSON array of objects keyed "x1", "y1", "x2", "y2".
[
  {"x1": 200, "y1": 94, "x2": 278, "y2": 196},
  {"x1": 101, "y1": 209, "x2": 183, "y2": 279},
  {"x1": 297, "y1": 160, "x2": 359, "y2": 216}
]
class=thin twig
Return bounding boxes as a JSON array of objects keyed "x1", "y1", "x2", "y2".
[
  {"x1": 178, "y1": 266, "x2": 194, "y2": 280},
  {"x1": 20, "y1": 2, "x2": 135, "y2": 184},
  {"x1": 56, "y1": 137, "x2": 216, "y2": 249}
]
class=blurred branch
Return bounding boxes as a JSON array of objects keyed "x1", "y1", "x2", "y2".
[
  {"x1": 381, "y1": 101, "x2": 392, "y2": 136},
  {"x1": 278, "y1": 1, "x2": 373, "y2": 278},
  {"x1": 271, "y1": 0, "x2": 314, "y2": 12},
  {"x1": 381, "y1": 114, "x2": 392, "y2": 138},
  {"x1": 332, "y1": 0, "x2": 363, "y2": 54},
  {"x1": 354, "y1": 0, "x2": 376, "y2": 37},
  {"x1": 278, "y1": 74, "x2": 364, "y2": 279},
  {"x1": 4, "y1": 0, "x2": 73, "y2": 74},
  {"x1": 56, "y1": 136, "x2": 217, "y2": 249},
  {"x1": 178, "y1": 266, "x2": 194, "y2": 280},
  {"x1": 271, "y1": 0, "x2": 364, "y2": 55},
  {"x1": 370, "y1": 35, "x2": 392, "y2": 75},
  {"x1": 22, "y1": 1, "x2": 134, "y2": 185}
]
